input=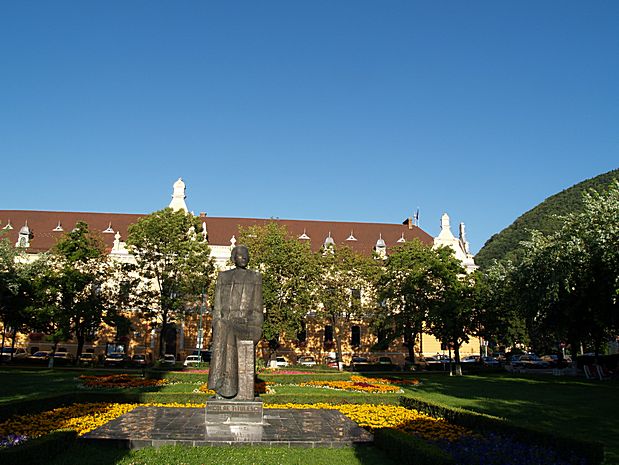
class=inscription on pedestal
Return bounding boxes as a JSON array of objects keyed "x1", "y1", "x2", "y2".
[{"x1": 205, "y1": 399, "x2": 264, "y2": 425}]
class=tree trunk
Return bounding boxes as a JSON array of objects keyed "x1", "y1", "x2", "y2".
[
  {"x1": 10, "y1": 328, "x2": 17, "y2": 360},
  {"x1": 453, "y1": 342, "x2": 463, "y2": 376},
  {"x1": 333, "y1": 315, "x2": 344, "y2": 371},
  {"x1": 1, "y1": 323, "x2": 6, "y2": 362},
  {"x1": 76, "y1": 328, "x2": 85, "y2": 359}
]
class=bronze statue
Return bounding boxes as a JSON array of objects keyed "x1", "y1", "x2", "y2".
[{"x1": 207, "y1": 245, "x2": 263, "y2": 399}]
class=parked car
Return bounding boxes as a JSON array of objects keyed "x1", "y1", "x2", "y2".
[
  {"x1": 324, "y1": 356, "x2": 339, "y2": 368},
  {"x1": 480, "y1": 356, "x2": 500, "y2": 367},
  {"x1": 513, "y1": 354, "x2": 550, "y2": 369},
  {"x1": 131, "y1": 354, "x2": 150, "y2": 368},
  {"x1": 270, "y1": 356, "x2": 289, "y2": 368},
  {"x1": 425, "y1": 355, "x2": 452, "y2": 370},
  {"x1": 53, "y1": 351, "x2": 74, "y2": 366},
  {"x1": 191, "y1": 349, "x2": 211, "y2": 362},
  {"x1": 104, "y1": 352, "x2": 130, "y2": 368},
  {"x1": 377, "y1": 356, "x2": 393, "y2": 364},
  {"x1": 461, "y1": 355, "x2": 480, "y2": 364},
  {"x1": 297, "y1": 356, "x2": 317, "y2": 367},
  {"x1": 161, "y1": 354, "x2": 176, "y2": 366},
  {"x1": 1, "y1": 347, "x2": 28, "y2": 362},
  {"x1": 406, "y1": 356, "x2": 428, "y2": 370},
  {"x1": 28, "y1": 351, "x2": 52, "y2": 363},
  {"x1": 183, "y1": 355, "x2": 202, "y2": 367},
  {"x1": 78, "y1": 352, "x2": 97, "y2": 367}
]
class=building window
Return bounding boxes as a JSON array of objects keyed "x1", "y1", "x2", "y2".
[
  {"x1": 351, "y1": 325, "x2": 361, "y2": 347},
  {"x1": 324, "y1": 325, "x2": 333, "y2": 343},
  {"x1": 296, "y1": 321, "x2": 307, "y2": 343}
]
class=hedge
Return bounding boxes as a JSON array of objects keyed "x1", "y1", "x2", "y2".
[
  {"x1": 374, "y1": 428, "x2": 456, "y2": 465},
  {"x1": 0, "y1": 391, "x2": 211, "y2": 421},
  {"x1": 0, "y1": 429, "x2": 77, "y2": 465},
  {"x1": 399, "y1": 395, "x2": 604, "y2": 465}
]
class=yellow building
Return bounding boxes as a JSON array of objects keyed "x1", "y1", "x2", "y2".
[{"x1": 0, "y1": 179, "x2": 481, "y2": 365}]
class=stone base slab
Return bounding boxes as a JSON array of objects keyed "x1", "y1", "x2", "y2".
[{"x1": 82, "y1": 406, "x2": 372, "y2": 449}]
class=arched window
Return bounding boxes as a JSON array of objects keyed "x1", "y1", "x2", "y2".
[{"x1": 351, "y1": 325, "x2": 361, "y2": 347}]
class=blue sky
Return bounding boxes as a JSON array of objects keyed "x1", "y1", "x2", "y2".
[{"x1": 1, "y1": 1, "x2": 617, "y2": 253}]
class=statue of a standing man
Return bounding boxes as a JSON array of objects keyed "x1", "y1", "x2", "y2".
[{"x1": 208, "y1": 245, "x2": 263, "y2": 399}]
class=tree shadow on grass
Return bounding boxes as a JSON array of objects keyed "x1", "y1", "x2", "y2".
[
  {"x1": 47, "y1": 441, "x2": 130, "y2": 465},
  {"x1": 402, "y1": 372, "x2": 619, "y2": 464}
]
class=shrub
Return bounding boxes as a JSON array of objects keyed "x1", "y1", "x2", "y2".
[
  {"x1": 399, "y1": 396, "x2": 604, "y2": 465},
  {"x1": 0, "y1": 429, "x2": 77, "y2": 465},
  {"x1": 374, "y1": 428, "x2": 456, "y2": 465}
]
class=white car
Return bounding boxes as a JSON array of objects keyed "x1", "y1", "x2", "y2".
[
  {"x1": 270, "y1": 356, "x2": 289, "y2": 368},
  {"x1": 297, "y1": 356, "x2": 317, "y2": 366},
  {"x1": 183, "y1": 355, "x2": 202, "y2": 367},
  {"x1": 161, "y1": 354, "x2": 176, "y2": 366}
]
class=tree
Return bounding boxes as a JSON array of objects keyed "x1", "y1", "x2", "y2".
[
  {"x1": 472, "y1": 262, "x2": 529, "y2": 352},
  {"x1": 378, "y1": 239, "x2": 445, "y2": 364},
  {"x1": 316, "y1": 245, "x2": 380, "y2": 368},
  {"x1": 425, "y1": 257, "x2": 476, "y2": 375},
  {"x1": 238, "y1": 222, "x2": 319, "y2": 357},
  {"x1": 126, "y1": 208, "x2": 216, "y2": 357},
  {"x1": 46, "y1": 221, "x2": 113, "y2": 359},
  {"x1": 511, "y1": 181, "x2": 619, "y2": 357},
  {"x1": 0, "y1": 235, "x2": 39, "y2": 358}
]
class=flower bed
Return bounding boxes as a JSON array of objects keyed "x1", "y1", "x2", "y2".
[
  {"x1": 350, "y1": 375, "x2": 421, "y2": 386},
  {"x1": 0, "y1": 403, "x2": 137, "y2": 439},
  {"x1": 265, "y1": 403, "x2": 472, "y2": 442},
  {"x1": 290, "y1": 374, "x2": 420, "y2": 394},
  {"x1": 298, "y1": 380, "x2": 403, "y2": 393},
  {"x1": 79, "y1": 374, "x2": 167, "y2": 389}
]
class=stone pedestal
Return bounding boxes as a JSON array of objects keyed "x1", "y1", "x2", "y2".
[
  {"x1": 236, "y1": 340, "x2": 255, "y2": 401},
  {"x1": 205, "y1": 340, "x2": 263, "y2": 425}
]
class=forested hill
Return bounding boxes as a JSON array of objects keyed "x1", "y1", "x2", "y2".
[{"x1": 475, "y1": 168, "x2": 619, "y2": 269}]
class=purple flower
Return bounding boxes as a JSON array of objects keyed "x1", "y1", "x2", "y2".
[{"x1": 0, "y1": 434, "x2": 28, "y2": 448}]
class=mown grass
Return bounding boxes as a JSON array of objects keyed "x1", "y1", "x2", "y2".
[
  {"x1": 47, "y1": 443, "x2": 394, "y2": 465},
  {"x1": 2, "y1": 367, "x2": 618, "y2": 463}
]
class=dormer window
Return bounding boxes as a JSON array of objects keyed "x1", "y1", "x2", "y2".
[
  {"x1": 2, "y1": 220, "x2": 13, "y2": 230},
  {"x1": 375, "y1": 234, "x2": 387, "y2": 259},
  {"x1": 16, "y1": 222, "x2": 33, "y2": 248},
  {"x1": 397, "y1": 233, "x2": 406, "y2": 243},
  {"x1": 103, "y1": 222, "x2": 115, "y2": 234},
  {"x1": 53, "y1": 221, "x2": 64, "y2": 232},
  {"x1": 323, "y1": 232, "x2": 335, "y2": 253},
  {"x1": 298, "y1": 229, "x2": 310, "y2": 240},
  {"x1": 346, "y1": 231, "x2": 357, "y2": 241}
]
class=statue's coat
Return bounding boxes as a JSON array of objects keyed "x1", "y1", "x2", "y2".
[{"x1": 207, "y1": 267, "x2": 263, "y2": 398}]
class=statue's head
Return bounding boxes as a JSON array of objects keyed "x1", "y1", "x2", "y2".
[{"x1": 231, "y1": 245, "x2": 250, "y2": 269}]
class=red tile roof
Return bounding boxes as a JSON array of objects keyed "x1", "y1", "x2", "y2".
[{"x1": 0, "y1": 210, "x2": 433, "y2": 255}]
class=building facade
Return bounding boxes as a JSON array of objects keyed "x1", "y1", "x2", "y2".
[{"x1": 0, "y1": 179, "x2": 480, "y2": 365}]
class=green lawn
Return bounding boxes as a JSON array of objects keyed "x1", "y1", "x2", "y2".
[
  {"x1": 405, "y1": 372, "x2": 619, "y2": 464},
  {"x1": 0, "y1": 368, "x2": 82, "y2": 403},
  {"x1": 46, "y1": 443, "x2": 394, "y2": 465},
  {"x1": 1, "y1": 367, "x2": 618, "y2": 464}
]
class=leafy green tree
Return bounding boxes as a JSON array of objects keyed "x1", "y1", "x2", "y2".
[
  {"x1": 472, "y1": 262, "x2": 529, "y2": 352},
  {"x1": 126, "y1": 208, "x2": 215, "y2": 356},
  {"x1": 0, "y1": 235, "x2": 39, "y2": 357},
  {"x1": 378, "y1": 239, "x2": 446, "y2": 364},
  {"x1": 423, "y1": 247, "x2": 475, "y2": 374},
  {"x1": 316, "y1": 245, "x2": 380, "y2": 367},
  {"x1": 512, "y1": 181, "x2": 619, "y2": 356},
  {"x1": 238, "y1": 222, "x2": 319, "y2": 356},
  {"x1": 46, "y1": 221, "x2": 113, "y2": 359}
]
